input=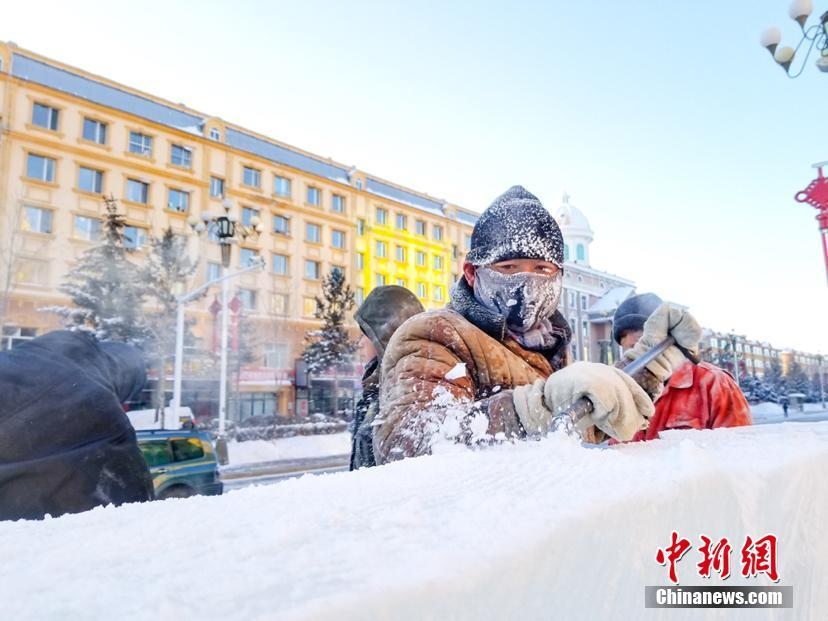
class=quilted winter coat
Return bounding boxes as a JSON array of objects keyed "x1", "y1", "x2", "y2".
[
  {"x1": 628, "y1": 360, "x2": 752, "y2": 442},
  {"x1": 374, "y1": 279, "x2": 570, "y2": 463}
]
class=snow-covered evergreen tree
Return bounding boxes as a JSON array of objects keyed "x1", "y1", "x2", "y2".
[
  {"x1": 45, "y1": 196, "x2": 150, "y2": 344},
  {"x1": 141, "y1": 227, "x2": 199, "y2": 410},
  {"x1": 301, "y1": 268, "x2": 358, "y2": 415}
]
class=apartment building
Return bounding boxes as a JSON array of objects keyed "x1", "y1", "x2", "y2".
[{"x1": 0, "y1": 42, "x2": 475, "y2": 419}]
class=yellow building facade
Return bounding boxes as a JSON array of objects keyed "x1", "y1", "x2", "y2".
[{"x1": 0, "y1": 42, "x2": 476, "y2": 419}]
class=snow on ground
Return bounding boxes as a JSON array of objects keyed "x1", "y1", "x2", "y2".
[
  {"x1": 1, "y1": 422, "x2": 827, "y2": 620},
  {"x1": 227, "y1": 432, "x2": 351, "y2": 465}
]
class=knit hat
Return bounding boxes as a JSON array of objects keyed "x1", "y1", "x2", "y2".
[
  {"x1": 465, "y1": 186, "x2": 564, "y2": 267},
  {"x1": 612, "y1": 293, "x2": 663, "y2": 345}
]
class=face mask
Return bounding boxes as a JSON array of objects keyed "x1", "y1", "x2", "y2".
[{"x1": 472, "y1": 267, "x2": 563, "y2": 333}]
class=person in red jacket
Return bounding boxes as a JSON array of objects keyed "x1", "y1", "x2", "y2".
[{"x1": 613, "y1": 293, "x2": 752, "y2": 442}]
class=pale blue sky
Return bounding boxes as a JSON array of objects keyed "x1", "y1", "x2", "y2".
[{"x1": 3, "y1": 0, "x2": 827, "y2": 352}]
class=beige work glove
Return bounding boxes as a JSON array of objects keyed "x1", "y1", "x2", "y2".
[
  {"x1": 624, "y1": 303, "x2": 702, "y2": 383},
  {"x1": 512, "y1": 379, "x2": 555, "y2": 434},
  {"x1": 543, "y1": 362, "x2": 653, "y2": 442}
]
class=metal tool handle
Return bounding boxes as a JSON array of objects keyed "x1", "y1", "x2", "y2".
[{"x1": 561, "y1": 336, "x2": 678, "y2": 429}]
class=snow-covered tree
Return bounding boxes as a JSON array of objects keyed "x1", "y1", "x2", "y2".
[
  {"x1": 141, "y1": 227, "x2": 199, "y2": 411},
  {"x1": 301, "y1": 268, "x2": 358, "y2": 416},
  {"x1": 45, "y1": 196, "x2": 150, "y2": 344}
]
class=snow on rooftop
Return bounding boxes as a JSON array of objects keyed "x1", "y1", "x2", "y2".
[{"x1": 2, "y1": 422, "x2": 826, "y2": 620}]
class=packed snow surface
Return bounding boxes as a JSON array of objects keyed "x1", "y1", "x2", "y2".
[
  {"x1": 227, "y1": 431, "x2": 351, "y2": 465},
  {"x1": 2, "y1": 423, "x2": 827, "y2": 620}
]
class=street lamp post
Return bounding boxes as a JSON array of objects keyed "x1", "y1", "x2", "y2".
[
  {"x1": 760, "y1": 1, "x2": 828, "y2": 77},
  {"x1": 187, "y1": 199, "x2": 262, "y2": 464},
  {"x1": 730, "y1": 332, "x2": 741, "y2": 389},
  {"x1": 818, "y1": 354, "x2": 826, "y2": 408}
]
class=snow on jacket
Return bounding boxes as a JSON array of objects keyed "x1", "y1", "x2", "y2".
[
  {"x1": 628, "y1": 360, "x2": 752, "y2": 442},
  {"x1": 374, "y1": 278, "x2": 570, "y2": 463},
  {"x1": 0, "y1": 331, "x2": 154, "y2": 521}
]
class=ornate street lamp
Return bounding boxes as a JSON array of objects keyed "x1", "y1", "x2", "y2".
[
  {"x1": 187, "y1": 199, "x2": 263, "y2": 464},
  {"x1": 794, "y1": 161, "x2": 828, "y2": 283},
  {"x1": 760, "y1": 0, "x2": 828, "y2": 76}
]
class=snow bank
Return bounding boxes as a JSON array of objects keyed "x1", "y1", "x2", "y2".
[
  {"x1": 1, "y1": 423, "x2": 826, "y2": 620},
  {"x1": 226, "y1": 431, "x2": 351, "y2": 465}
]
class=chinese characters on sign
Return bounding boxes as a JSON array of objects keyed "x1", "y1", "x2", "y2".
[{"x1": 655, "y1": 532, "x2": 779, "y2": 584}]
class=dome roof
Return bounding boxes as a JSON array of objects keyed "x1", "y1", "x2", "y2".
[{"x1": 554, "y1": 192, "x2": 593, "y2": 238}]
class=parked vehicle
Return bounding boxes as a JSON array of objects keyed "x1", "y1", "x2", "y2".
[{"x1": 136, "y1": 429, "x2": 223, "y2": 500}]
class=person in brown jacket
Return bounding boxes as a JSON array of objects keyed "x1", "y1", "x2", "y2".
[{"x1": 374, "y1": 186, "x2": 697, "y2": 463}]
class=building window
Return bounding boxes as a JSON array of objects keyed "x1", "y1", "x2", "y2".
[
  {"x1": 433, "y1": 225, "x2": 443, "y2": 241},
  {"x1": 357, "y1": 218, "x2": 365, "y2": 235},
  {"x1": 272, "y1": 254, "x2": 289, "y2": 275},
  {"x1": 73, "y1": 215, "x2": 102, "y2": 241},
  {"x1": 238, "y1": 288, "x2": 256, "y2": 311},
  {"x1": 356, "y1": 253, "x2": 364, "y2": 270},
  {"x1": 240, "y1": 248, "x2": 259, "y2": 267},
  {"x1": 376, "y1": 273, "x2": 387, "y2": 287},
  {"x1": 32, "y1": 103, "x2": 59, "y2": 131},
  {"x1": 209, "y1": 127, "x2": 221, "y2": 141},
  {"x1": 82, "y1": 118, "x2": 107, "y2": 144},
  {"x1": 355, "y1": 179, "x2": 363, "y2": 190},
  {"x1": 126, "y1": 179, "x2": 149, "y2": 205},
  {"x1": 13, "y1": 259, "x2": 49, "y2": 286},
  {"x1": 306, "y1": 223, "x2": 321, "y2": 243},
  {"x1": 207, "y1": 262, "x2": 221, "y2": 282},
  {"x1": 304, "y1": 297, "x2": 320, "y2": 317},
  {"x1": 128, "y1": 131, "x2": 153, "y2": 156},
  {"x1": 273, "y1": 214, "x2": 290, "y2": 235},
  {"x1": 124, "y1": 226, "x2": 147, "y2": 250},
  {"x1": 375, "y1": 240, "x2": 388, "y2": 258},
  {"x1": 564, "y1": 244, "x2": 570, "y2": 261},
  {"x1": 567, "y1": 291, "x2": 575, "y2": 308},
  {"x1": 305, "y1": 260, "x2": 321, "y2": 280},
  {"x1": 415, "y1": 250, "x2": 426, "y2": 267},
  {"x1": 464, "y1": 233, "x2": 472, "y2": 250},
  {"x1": 26, "y1": 154, "x2": 56, "y2": 183},
  {"x1": 243, "y1": 166, "x2": 261, "y2": 188},
  {"x1": 271, "y1": 293, "x2": 289, "y2": 316},
  {"x1": 417, "y1": 282, "x2": 427, "y2": 298},
  {"x1": 355, "y1": 287, "x2": 364, "y2": 305},
  {"x1": 375, "y1": 207, "x2": 387, "y2": 225},
  {"x1": 23, "y1": 206, "x2": 52, "y2": 234},
  {"x1": 210, "y1": 176, "x2": 224, "y2": 198},
  {"x1": 307, "y1": 186, "x2": 321, "y2": 206},
  {"x1": 167, "y1": 188, "x2": 190, "y2": 212},
  {"x1": 331, "y1": 194, "x2": 345, "y2": 213},
  {"x1": 78, "y1": 166, "x2": 103, "y2": 193},
  {"x1": 170, "y1": 144, "x2": 192, "y2": 168},
  {"x1": 332, "y1": 229, "x2": 346, "y2": 249},
  {"x1": 433, "y1": 255, "x2": 444, "y2": 271},
  {"x1": 241, "y1": 207, "x2": 260, "y2": 227},
  {"x1": 396, "y1": 278, "x2": 407, "y2": 287},
  {"x1": 434, "y1": 285, "x2": 444, "y2": 302},
  {"x1": 395, "y1": 245, "x2": 406, "y2": 262},
  {"x1": 396, "y1": 213, "x2": 407, "y2": 230},
  {"x1": 415, "y1": 220, "x2": 426, "y2": 236},
  {"x1": 576, "y1": 243, "x2": 586, "y2": 262},
  {"x1": 452, "y1": 244, "x2": 458, "y2": 259},
  {"x1": 274, "y1": 176, "x2": 291, "y2": 197},
  {"x1": 580, "y1": 294, "x2": 587, "y2": 310}
]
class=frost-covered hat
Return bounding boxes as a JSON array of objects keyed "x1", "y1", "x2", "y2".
[
  {"x1": 612, "y1": 293, "x2": 663, "y2": 345},
  {"x1": 465, "y1": 186, "x2": 564, "y2": 267}
]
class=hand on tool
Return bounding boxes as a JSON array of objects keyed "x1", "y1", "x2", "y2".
[{"x1": 623, "y1": 303, "x2": 701, "y2": 383}]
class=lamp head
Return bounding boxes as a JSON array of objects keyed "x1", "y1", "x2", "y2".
[{"x1": 760, "y1": 27, "x2": 782, "y2": 54}]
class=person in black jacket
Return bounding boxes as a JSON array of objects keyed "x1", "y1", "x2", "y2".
[
  {"x1": 0, "y1": 330, "x2": 154, "y2": 521},
  {"x1": 350, "y1": 286, "x2": 424, "y2": 470}
]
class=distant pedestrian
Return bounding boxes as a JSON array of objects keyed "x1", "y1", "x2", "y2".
[
  {"x1": 350, "y1": 286, "x2": 424, "y2": 470},
  {"x1": 781, "y1": 396, "x2": 789, "y2": 418},
  {"x1": 0, "y1": 330, "x2": 154, "y2": 521}
]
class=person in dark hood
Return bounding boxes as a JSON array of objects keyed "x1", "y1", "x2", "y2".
[
  {"x1": 375, "y1": 186, "x2": 701, "y2": 463},
  {"x1": 350, "y1": 286, "x2": 424, "y2": 469},
  {"x1": 0, "y1": 330, "x2": 154, "y2": 521}
]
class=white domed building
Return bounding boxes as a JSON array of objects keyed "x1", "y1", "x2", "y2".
[{"x1": 552, "y1": 193, "x2": 635, "y2": 364}]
